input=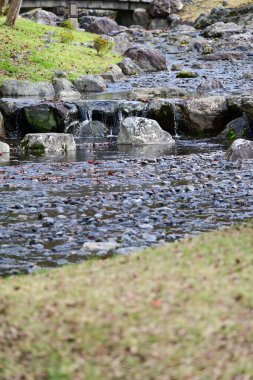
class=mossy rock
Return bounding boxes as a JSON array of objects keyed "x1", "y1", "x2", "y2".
[
  {"x1": 176, "y1": 71, "x2": 199, "y2": 79},
  {"x1": 23, "y1": 104, "x2": 60, "y2": 133}
]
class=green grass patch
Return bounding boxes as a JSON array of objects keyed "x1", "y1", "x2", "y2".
[
  {"x1": 0, "y1": 16, "x2": 120, "y2": 83},
  {"x1": 0, "y1": 223, "x2": 253, "y2": 379}
]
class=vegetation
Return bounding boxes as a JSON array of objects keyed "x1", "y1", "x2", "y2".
[
  {"x1": 0, "y1": 16, "x2": 120, "y2": 83},
  {"x1": 1, "y1": 223, "x2": 253, "y2": 379},
  {"x1": 61, "y1": 19, "x2": 75, "y2": 30},
  {"x1": 176, "y1": 71, "x2": 199, "y2": 78},
  {"x1": 93, "y1": 35, "x2": 114, "y2": 56},
  {"x1": 180, "y1": 0, "x2": 253, "y2": 22}
]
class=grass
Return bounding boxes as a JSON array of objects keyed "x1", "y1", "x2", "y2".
[
  {"x1": 1, "y1": 223, "x2": 253, "y2": 379},
  {"x1": 0, "y1": 16, "x2": 120, "y2": 83},
  {"x1": 180, "y1": 0, "x2": 253, "y2": 22}
]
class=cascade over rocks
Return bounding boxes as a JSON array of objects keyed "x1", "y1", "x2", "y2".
[
  {"x1": 226, "y1": 139, "x2": 253, "y2": 160},
  {"x1": 123, "y1": 47, "x2": 167, "y2": 72},
  {"x1": 21, "y1": 133, "x2": 76, "y2": 152},
  {"x1": 0, "y1": 80, "x2": 54, "y2": 99},
  {"x1": 0, "y1": 141, "x2": 10, "y2": 153},
  {"x1": 117, "y1": 116, "x2": 175, "y2": 145}
]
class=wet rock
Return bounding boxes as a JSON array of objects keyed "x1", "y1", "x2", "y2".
[
  {"x1": 0, "y1": 141, "x2": 10, "y2": 153},
  {"x1": 21, "y1": 8, "x2": 62, "y2": 26},
  {"x1": 0, "y1": 80, "x2": 55, "y2": 99},
  {"x1": 149, "y1": 0, "x2": 183, "y2": 18},
  {"x1": 85, "y1": 17, "x2": 120, "y2": 35},
  {"x1": 196, "y1": 79, "x2": 224, "y2": 94},
  {"x1": 227, "y1": 95, "x2": 253, "y2": 122},
  {"x1": 146, "y1": 99, "x2": 180, "y2": 133},
  {"x1": 118, "y1": 58, "x2": 143, "y2": 76},
  {"x1": 189, "y1": 37, "x2": 213, "y2": 53},
  {"x1": 203, "y1": 22, "x2": 243, "y2": 38},
  {"x1": 123, "y1": 46, "x2": 167, "y2": 72},
  {"x1": 112, "y1": 31, "x2": 134, "y2": 54},
  {"x1": 74, "y1": 120, "x2": 106, "y2": 138},
  {"x1": 218, "y1": 117, "x2": 252, "y2": 142},
  {"x1": 79, "y1": 15, "x2": 98, "y2": 29},
  {"x1": 0, "y1": 111, "x2": 7, "y2": 139},
  {"x1": 226, "y1": 139, "x2": 253, "y2": 160},
  {"x1": 74, "y1": 75, "x2": 106, "y2": 93},
  {"x1": 133, "y1": 8, "x2": 149, "y2": 29},
  {"x1": 129, "y1": 86, "x2": 186, "y2": 101},
  {"x1": 117, "y1": 116, "x2": 175, "y2": 145},
  {"x1": 53, "y1": 78, "x2": 81, "y2": 101},
  {"x1": 176, "y1": 71, "x2": 198, "y2": 78},
  {"x1": 200, "y1": 51, "x2": 246, "y2": 61},
  {"x1": 21, "y1": 133, "x2": 76, "y2": 152},
  {"x1": 167, "y1": 13, "x2": 180, "y2": 26},
  {"x1": 179, "y1": 96, "x2": 229, "y2": 135},
  {"x1": 81, "y1": 240, "x2": 120, "y2": 256}
]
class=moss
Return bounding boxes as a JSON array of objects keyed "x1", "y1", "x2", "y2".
[{"x1": 176, "y1": 71, "x2": 199, "y2": 78}]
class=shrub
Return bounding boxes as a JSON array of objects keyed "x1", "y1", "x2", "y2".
[
  {"x1": 61, "y1": 19, "x2": 75, "y2": 30},
  {"x1": 60, "y1": 30, "x2": 75, "y2": 44},
  {"x1": 93, "y1": 36, "x2": 114, "y2": 56}
]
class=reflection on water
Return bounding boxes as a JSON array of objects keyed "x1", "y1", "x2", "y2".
[{"x1": 3, "y1": 138, "x2": 225, "y2": 166}]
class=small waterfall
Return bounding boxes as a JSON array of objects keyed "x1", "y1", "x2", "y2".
[
  {"x1": 171, "y1": 102, "x2": 180, "y2": 139},
  {"x1": 77, "y1": 105, "x2": 92, "y2": 122}
]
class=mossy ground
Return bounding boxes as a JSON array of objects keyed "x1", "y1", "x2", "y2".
[
  {"x1": 1, "y1": 223, "x2": 253, "y2": 379},
  {"x1": 180, "y1": 0, "x2": 253, "y2": 22},
  {"x1": 0, "y1": 17, "x2": 120, "y2": 83}
]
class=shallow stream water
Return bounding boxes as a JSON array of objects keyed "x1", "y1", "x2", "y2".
[{"x1": 1, "y1": 138, "x2": 253, "y2": 276}]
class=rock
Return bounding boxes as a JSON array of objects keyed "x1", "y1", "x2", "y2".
[
  {"x1": 133, "y1": 8, "x2": 149, "y2": 29},
  {"x1": 117, "y1": 116, "x2": 175, "y2": 145},
  {"x1": 53, "y1": 78, "x2": 81, "y2": 101},
  {"x1": 200, "y1": 51, "x2": 246, "y2": 61},
  {"x1": 149, "y1": 0, "x2": 183, "y2": 18},
  {"x1": 21, "y1": 8, "x2": 62, "y2": 26},
  {"x1": 146, "y1": 99, "x2": 181, "y2": 134},
  {"x1": 118, "y1": 58, "x2": 143, "y2": 75},
  {"x1": 81, "y1": 241, "x2": 120, "y2": 256},
  {"x1": 194, "y1": 14, "x2": 212, "y2": 30},
  {"x1": 85, "y1": 17, "x2": 120, "y2": 35},
  {"x1": 74, "y1": 120, "x2": 106, "y2": 138},
  {"x1": 189, "y1": 37, "x2": 213, "y2": 53},
  {"x1": 74, "y1": 75, "x2": 106, "y2": 93},
  {"x1": 226, "y1": 139, "x2": 253, "y2": 160},
  {"x1": 167, "y1": 13, "x2": 180, "y2": 25},
  {"x1": 203, "y1": 22, "x2": 243, "y2": 38},
  {"x1": 180, "y1": 96, "x2": 229, "y2": 134},
  {"x1": 112, "y1": 31, "x2": 134, "y2": 54},
  {"x1": 79, "y1": 15, "x2": 98, "y2": 29},
  {"x1": 0, "y1": 80, "x2": 54, "y2": 99},
  {"x1": 21, "y1": 133, "x2": 76, "y2": 152},
  {"x1": 149, "y1": 18, "x2": 169, "y2": 30},
  {"x1": 123, "y1": 46, "x2": 167, "y2": 72},
  {"x1": 218, "y1": 117, "x2": 252, "y2": 142},
  {"x1": 21, "y1": 102, "x2": 79, "y2": 134},
  {"x1": 101, "y1": 65, "x2": 124, "y2": 83},
  {"x1": 128, "y1": 86, "x2": 187, "y2": 100},
  {"x1": 227, "y1": 95, "x2": 253, "y2": 122},
  {"x1": 196, "y1": 79, "x2": 224, "y2": 93},
  {"x1": 176, "y1": 71, "x2": 198, "y2": 78},
  {"x1": 0, "y1": 141, "x2": 10, "y2": 153},
  {"x1": 0, "y1": 111, "x2": 7, "y2": 139}
]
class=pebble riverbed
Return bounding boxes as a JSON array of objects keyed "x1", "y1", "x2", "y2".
[{"x1": 0, "y1": 141, "x2": 253, "y2": 275}]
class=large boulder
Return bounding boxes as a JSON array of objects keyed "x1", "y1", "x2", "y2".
[
  {"x1": 0, "y1": 141, "x2": 10, "y2": 153},
  {"x1": 117, "y1": 116, "x2": 175, "y2": 145},
  {"x1": 0, "y1": 80, "x2": 54, "y2": 99},
  {"x1": 133, "y1": 8, "x2": 149, "y2": 29},
  {"x1": 112, "y1": 31, "x2": 134, "y2": 54},
  {"x1": 85, "y1": 17, "x2": 120, "y2": 35},
  {"x1": 203, "y1": 22, "x2": 243, "y2": 38},
  {"x1": 123, "y1": 47, "x2": 167, "y2": 72},
  {"x1": 118, "y1": 58, "x2": 143, "y2": 75},
  {"x1": 218, "y1": 117, "x2": 252, "y2": 142},
  {"x1": 227, "y1": 95, "x2": 253, "y2": 122},
  {"x1": 72, "y1": 120, "x2": 106, "y2": 139},
  {"x1": 21, "y1": 133, "x2": 76, "y2": 152},
  {"x1": 74, "y1": 75, "x2": 106, "y2": 93},
  {"x1": 21, "y1": 102, "x2": 79, "y2": 134},
  {"x1": 226, "y1": 139, "x2": 253, "y2": 160},
  {"x1": 53, "y1": 78, "x2": 81, "y2": 101},
  {"x1": 179, "y1": 96, "x2": 229, "y2": 135},
  {"x1": 21, "y1": 8, "x2": 62, "y2": 26},
  {"x1": 149, "y1": 0, "x2": 183, "y2": 18}
]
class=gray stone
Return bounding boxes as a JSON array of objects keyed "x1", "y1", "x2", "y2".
[
  {"x1": 149, "y1": 0, "x2": 183, "y2": 18},
  {"x1": 133, "y1": 8, "x2": 149, "y2": 29},
  {"x1": 81, "y1": 241, "x2": 120, "y2": 256},
  {"x1": 75, "y1": 120, "x2": 106, "y2": 138},
  {"x1": 180, "y1": 96, "x2": 228, "y2": 134},
  {"x1": 0, "y1": 141, "x2": 10, "y2": 153},
  {"x1": 53, "y1": 78, "x2": 81, "y2": 101},
  {"x1": 0, "y1": 80, "x2": 54, "y2": 99},
  {"x1": 86, "y1": 17, "x2": 120, "y2": 35},
  {"x1": 226, "y1": 139, "x2": 253, "y2": 160},
  {"x1": 196, "y1": 79, "x2": 224, "y2": 94},
  {"x1": 21, "y1": 8, "x2": 62, "y2": 26},
  {"x1": 149, "y1": 18, "x2": 169, "y2": 30},
  {"x1": 203, "y1": 22, "x2": 243, "y2": 38},
  {"x1": 123, "y1": 46, "x2": 167, "y2": 72},
  {"x1": 0, "y1": 112, "x2": 7, "y2": 139},
  {"x1": 219, "y1": 117, "x2": 252, "y2": 142},
  {"x1": 74, "y1": 75, "x2": 106, "y2": 93},
  {"x1": 21, "y1": 133, "x2": 76, "y2": 152},
  {"x1": 112, "y1": 31, "x2": 134, "y2": 54},
  {"x1": 118, "y1": 58, "x2": 143, "y2": 75},
  {"x1": 117, "y1": 117, "x2": 175, "y2": 145}
]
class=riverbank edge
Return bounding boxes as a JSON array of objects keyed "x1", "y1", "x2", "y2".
[{"x1": 1, "y1": 222, "x2": 253, "y2": 379}]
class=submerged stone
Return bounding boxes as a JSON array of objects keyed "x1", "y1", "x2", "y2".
[{"x1": 21, "y1": 133, "x2": 76, "y2": 152}]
